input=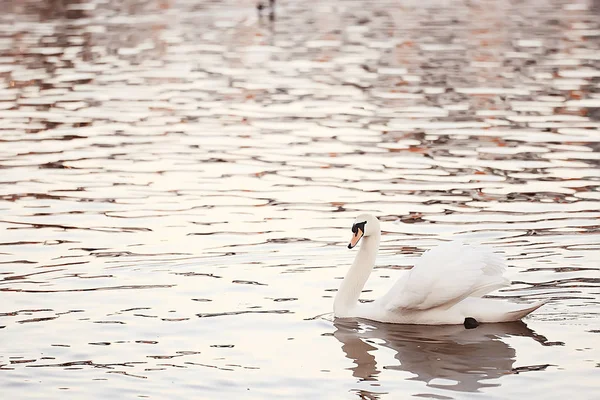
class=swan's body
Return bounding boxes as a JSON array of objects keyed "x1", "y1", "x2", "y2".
[{"x1": 334, "y1": 214, "x2": 546, "y2": 325}]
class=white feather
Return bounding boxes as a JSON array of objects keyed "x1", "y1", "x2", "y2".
[{"x1": 382, "y1": 241, "x2": 510, "y2": 312}]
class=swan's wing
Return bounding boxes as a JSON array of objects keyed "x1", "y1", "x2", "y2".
[{"x1": 382, "y1": 241, "x2": 510, "y2": 312}]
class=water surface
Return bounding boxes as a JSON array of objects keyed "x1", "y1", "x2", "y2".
[{"x1": 0, "y1": 0, "x2": 599, "y2": 399}]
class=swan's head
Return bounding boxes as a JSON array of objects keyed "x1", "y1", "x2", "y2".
[{"x1": 348, "y1": 213, "x2": 380, "y2": 249}]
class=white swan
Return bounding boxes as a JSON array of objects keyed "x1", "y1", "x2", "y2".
[{"x1": 334, "y1": 213, "x2": 547, "y2": 325}]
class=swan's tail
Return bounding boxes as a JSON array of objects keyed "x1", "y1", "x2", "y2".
[
  {"x1": 502, "y1": 300, "x2": 548, "y2": 321},
  {"x1": 463, "y1": 298, "x2": 549, "y2": 323}
]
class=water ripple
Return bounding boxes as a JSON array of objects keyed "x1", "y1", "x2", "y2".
[{"x1": 0, "y1": 0, "x2": 599, "y2": 399}]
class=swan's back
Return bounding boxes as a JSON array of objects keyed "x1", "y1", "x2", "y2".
[{"x1": 381, "y1": 241, "x2": 510, "y2": 312}]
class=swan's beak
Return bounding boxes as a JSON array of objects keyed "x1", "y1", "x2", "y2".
[{"x1": 348, "y1": 229, "x2": 364, "y2": 249}]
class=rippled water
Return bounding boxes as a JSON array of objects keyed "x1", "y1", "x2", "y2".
[{"x1": 1, "y1": 0, "x2": 599, "y2": 398}]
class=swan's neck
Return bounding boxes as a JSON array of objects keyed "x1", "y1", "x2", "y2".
[{"x1": 334, "y1": 233, "x2": 380, "y2": 317}]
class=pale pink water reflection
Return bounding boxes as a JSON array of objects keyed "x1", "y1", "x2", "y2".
[{"x1": 0, "y1": 0, "x2": 599, "y2": 399}]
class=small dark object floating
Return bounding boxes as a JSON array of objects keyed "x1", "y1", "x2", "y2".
[
  {"x1": 257, "y1": 0, "x2": 276, "y2": 21},
  {"x1": 464, "y1": 317, "x2": 479, "y2": 329}
]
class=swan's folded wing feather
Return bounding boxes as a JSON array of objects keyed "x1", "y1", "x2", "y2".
[{"x1": 382, "y1": 241, "x2": 510, "y2": 312}]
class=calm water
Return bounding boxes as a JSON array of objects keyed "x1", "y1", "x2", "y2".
[{"x1": 1, "y1": 0, "x2": 599, "y2": 398}]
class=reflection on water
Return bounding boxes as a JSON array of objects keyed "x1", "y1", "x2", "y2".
[
  {"x1": 334, "y1": 319, "x2": 559, "y2": 394},
  {"x1": 0, "y1": 0, "x2": 599, "y2": 398}
]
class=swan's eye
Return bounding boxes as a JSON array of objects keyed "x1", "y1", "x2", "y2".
[{"x1": 352, "y1": 221, "x2": 366, "y2": 234}]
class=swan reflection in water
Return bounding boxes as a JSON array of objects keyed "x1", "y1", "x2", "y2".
[{"x1": 333, "y1": 319, "x2": 556, "y2": 393}]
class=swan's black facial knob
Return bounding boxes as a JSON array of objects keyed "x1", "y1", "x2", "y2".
[
  {"x1": 348, "y1": 221, "x2": 366, "y2": 249},
  {"x1": 351, "y1": 221, "x2": 366, "y2": 234}
]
